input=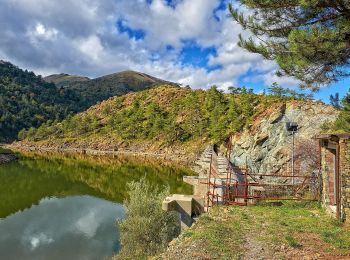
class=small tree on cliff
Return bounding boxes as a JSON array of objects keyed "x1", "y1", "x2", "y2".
[
  {"x1": 230, "y1": 1, "x2": 350, "y2": 90},
  {"x1": 330, "y1": 93, "x2": 342, "y2": 109},
  {"x1": 114, "y1": 177, "x2": 180, "y2": 259}
]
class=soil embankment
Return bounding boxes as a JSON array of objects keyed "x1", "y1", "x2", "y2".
[{"x1": 6, "y1": 143, "x2": 197, "y2": 165}]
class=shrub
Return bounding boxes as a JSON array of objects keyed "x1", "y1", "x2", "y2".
[
  {"x1": 113, "y1": 177, "x2": 181, "y2": 259},
  {"x1": 285, "y1": 235, "x2": 301, "y2": 248}
]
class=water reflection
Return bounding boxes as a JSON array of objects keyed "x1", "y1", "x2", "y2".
[
  {"x1": 0, "y1": 152, "x2": 194, "y2": 218},
  {"x1": 0, "y1": 196, "x2": 124, "y2": 260},
  {"x1": 0, "y1": 152, "x2": 194, "y2": 259}
]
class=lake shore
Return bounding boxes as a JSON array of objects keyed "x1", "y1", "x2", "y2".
[
  {"x1": 0, "y1": 153, "x2": 17, "y2": 165},
  {"x1": 5, "y1": 142, "x2": 198, "y2": 165}
]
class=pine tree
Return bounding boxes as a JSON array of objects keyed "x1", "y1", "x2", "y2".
[
  {"x1": 342, "y1": 90, "x2": 350, "y2": 111},
  {"x1": 229, "y1": 1, "x2": 350, "y2": 89},
  {"x1": 268, "y1": 82, "x2": 286, "y2": 97},
  {"x1": 330, "y1": 93, "x2": 342, "y2": 109}
]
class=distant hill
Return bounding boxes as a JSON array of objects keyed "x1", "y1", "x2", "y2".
[
  {"x1": 44, "y1": 73, "x2": 90, "y2": 87},
  {"x1": 46, "y1": 70, "x2": 176, "y2": 108},
  {"x1": 0, "y1": 61, "x2": 173, "y2": 142},
  {"x1": 0, "y1": 61, "x2": 80, "y2": 142}
]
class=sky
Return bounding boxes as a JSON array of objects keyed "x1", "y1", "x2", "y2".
[{"x1": 0, "y1": 0, "x2": 349, "y2": 103}]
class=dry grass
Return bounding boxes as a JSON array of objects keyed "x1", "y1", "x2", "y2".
[{"x1": 158, "y1": 201, "x2": 350, "y2": 259}]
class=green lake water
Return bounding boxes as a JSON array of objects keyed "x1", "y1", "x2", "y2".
[{"x1": 0, "y1": 152, "x2": 193, "y2": 260}]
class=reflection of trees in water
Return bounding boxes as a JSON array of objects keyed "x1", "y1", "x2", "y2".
[{"x1": 0, "y1": 152, "x2": 193, "y2": 218}]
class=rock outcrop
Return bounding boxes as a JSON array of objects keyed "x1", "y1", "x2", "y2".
[
  {"x1": 0, "y1": 153, "x2": 17, "y2": 164},
  {"x1": 230, "y1": 101, "x2": 339, "y2": 174}
]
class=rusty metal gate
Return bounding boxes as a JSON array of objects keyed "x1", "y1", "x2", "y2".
[{"x1": 205, "y1": 134, "x2": 319, "y2": 209}]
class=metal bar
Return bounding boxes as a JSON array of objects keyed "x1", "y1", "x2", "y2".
[
  {"x1": 293, "y1": 177, "x2": 308, "y2": 196},
  {"x1": 244, "y1": 166, "x2": 248, "y2": 205},
  {"x1": 336, "y1": 142, "x2": 341, "y2": 220},
  {"x1": 226, "y1": 201, "x2": 248, "y2": 206},
  {"x1": 232, "y1": 173, "x2": 312, "y2": 178},
  {"x1": 207, "y1": 153, "x2": 213, "y2": 209},
  {"x1": 236, "y1": 181, "x2": 238, "y2": 201},
  {"x1": 255, "y1": 197, "x2": 318, "y2": 201},
  {"x1": 212, "y1": 176, "x2": 216, "y2": 206},
  {"x1": 222, "y1": 194, "x2": 317, "y2": 201},
  {"x1": 318, "y1": 139, "x2": 322, "y2": 201},
  {"x1": 201, "y1": 182, "x2": 310, "y2": 188},
  {"x1": 292, "y1": 130, "x2": 295, "y2": 185}
]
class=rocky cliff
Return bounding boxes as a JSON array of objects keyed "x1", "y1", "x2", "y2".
[{"x1": 230, "y1": 100, "x2": 339, "y2": 174}]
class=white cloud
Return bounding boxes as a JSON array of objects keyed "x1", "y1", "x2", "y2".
[
  {"x1": 23, "y1": 233, "x2": 54, "y2": 250},
  {"x1": 76, "y1": 35, "x2": 104, "y2": 61},
  {"x1": 262, "y1": 71, "x2": 300, "y2": 87},
  {"x1": 74, "y1": 210, "x2": 99, "y2": 238},
  {"x1": 31, "y1": 23, "x2": 58, "y2": 40},
  {"x1": 0, "y1": 0, "x2": 298, "y2": 90}
]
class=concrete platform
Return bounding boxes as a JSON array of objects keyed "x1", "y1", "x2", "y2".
[{"x1": 162, "y1": 194, "x2": 205, "y2": 229}]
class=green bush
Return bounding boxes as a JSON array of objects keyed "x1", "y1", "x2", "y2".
[{"x1": 113, "y1": 177, "x2": 180, "y2": 259}]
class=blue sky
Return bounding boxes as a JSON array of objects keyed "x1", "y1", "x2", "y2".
[{"x1": 0, "y1": 0, "x2": 348, "y2": 103}]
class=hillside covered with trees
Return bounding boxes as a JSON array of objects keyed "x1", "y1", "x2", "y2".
[
  {"x1": 19, "y1": 85, "x2": 312, "y2": 153},
  {"x1": 0, "y1": 61, "x2": 81, "y2": 142},
  {"x1": 0, "y1": 61, "x2": 173, "y2": 142}
]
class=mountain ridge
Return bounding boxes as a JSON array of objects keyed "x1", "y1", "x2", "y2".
[{"x1": 45, "y1": 69, "x2": 177, "y2": 109}]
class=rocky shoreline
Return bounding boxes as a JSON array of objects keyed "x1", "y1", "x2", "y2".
[
  {"x1": 0, "y1": 153, "x2": 17, "y2": 165},
  {"x1": 6, "y1": 143, "x2": 198, "y2": 166}
]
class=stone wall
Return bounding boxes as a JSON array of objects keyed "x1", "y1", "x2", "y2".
[
  {"x1": 320, "y1": 138, "x2": 350, "y2": 221},
  {"x1": 340, "y1": 140, "x2": 350, "y2": 221}
]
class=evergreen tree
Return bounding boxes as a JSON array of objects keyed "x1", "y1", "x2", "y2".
[
  {"x1": 330, "y1": 93, "x2": 342, "y2": 109},
  {"x1": 326, "y1": 89, "x2": 350, "y2": 131},
  {"x1": 230, "y1": 1, "x2": 350, "y2": 89},
  {"x1": 342, "y1": 90, "x2": 350, "y2": 111},
  {"x1": 228, "y1": 86, "x2": 242, "y2": 94},
  {"x1": 205, "y1": 86, "x2": 227, "y2": 141},
  {"x1": 227, "y1": 94, "x2": 241, "y2": 132},
  {"x1": 268, "y1": 82, "x2": 286, "y2": 97}
]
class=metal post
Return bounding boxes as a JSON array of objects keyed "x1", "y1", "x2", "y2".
[
  {"x1": 336, "y1": 142, "x2": 340, "y2": 220},
  {"x1": 292, "y1": 130, "x2": 295, "y2": 185},
  {"x1": 207, "y1": 153, "x2": 213, "y2": 209},
  {"x1": 286, "y1": 122, "x2": 298, "y2": 185}
]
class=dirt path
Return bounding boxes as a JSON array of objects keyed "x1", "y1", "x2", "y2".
[{"x1": 242, "y1": 235, "x2": 274, "y2": 260}]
